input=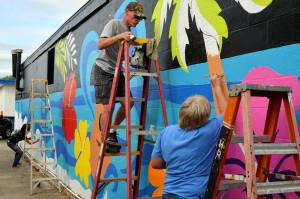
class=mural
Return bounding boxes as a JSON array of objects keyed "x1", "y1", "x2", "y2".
[{"x1": 15, "y1": 0, "x2": 300, "y2": 198}]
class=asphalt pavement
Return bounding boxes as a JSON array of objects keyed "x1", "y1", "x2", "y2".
[{"x1": 0, "y1": 138, "x2": 73, "y2": 199}]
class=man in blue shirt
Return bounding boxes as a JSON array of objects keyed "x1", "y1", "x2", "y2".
[{"x1": 151, "y1": 74, "x2": 228, "y2": 199}]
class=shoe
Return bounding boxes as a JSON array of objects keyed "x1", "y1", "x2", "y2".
[
  {"x1": 105, "y1": 132, "x2": 121, "y2": 153},
  {"x1": 12, "y1": 163, "x2": 21, "y2": 167}
]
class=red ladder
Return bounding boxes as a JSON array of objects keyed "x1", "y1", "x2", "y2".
[
  {"x1": 205, "y1": 84, "x2": 300, "y2": 199},
  {"x1": 91, "y1": 40, "x2": 168, "y2": 199}
]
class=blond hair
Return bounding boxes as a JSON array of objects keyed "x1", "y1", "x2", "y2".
[{"x1": 178, "y1": 95, "x2": 211, "y2": 131}]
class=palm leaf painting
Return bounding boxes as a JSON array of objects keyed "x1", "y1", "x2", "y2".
[
  {"x1": 152, "y1": 0, "x2": 272, "y2": 110},
  {"x1": 66, "y1": 32, "x2": 78, "y2": 71},
  {"x1": 55, "y1": 39, "x2": 67, "y2": 82}
]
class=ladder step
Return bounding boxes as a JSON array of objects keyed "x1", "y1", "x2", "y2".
[
  {"x1": 33, "y1": 134, "x2": 54, "y2": 137},
  {"x1": 253, "y1": 143, "x2": 298, "y2": 155},
  {"x1": 115, "y1": 97, "x2": 145, "y2": 102},
  {"x1": 263, "y1": 170, "x2": 300, "y2": 181},
  {"x1": 105, "y1": 151, "x2": 141, "y2": 156},
  {"x1": 32, "y1": 120, "x2": 52, "y2": 124},
  {"x1": 121, "y1": 68, "x2": 158, "y2": 77},
  {"x1": 111, "y1": 125, "x2": 143, "y2": 129},
  {"x1": 219, "y1": 180, "x2": 246, "y2": 190},
  {"x1": 32, "y1": 162, "x2": 57, "y2": 166},
  {"x1": 231, "y1": 135, "x2": 271, "y2": 143},
  {"x1": 100, "y1": 176, "x2": 138, "y2": 183},
  {"x1": 257, "y1": 180, "x2": 300, "y2": 195},
  {"x1": 32, "y1": 106, "x2": 50, "y2": 109},
  {"x1": 31, "y1": 79, "x2": 48, "y2": 83},
  {"x1": 31, "y1": 147, "x2": 55, "y2": 151},
  {"x1": 32, "y1": 176, "x2": 59, "y2": 182},
  {"x1": 132, "y1": 130, "x2": 160, "y2": 135},
  {"x1": 33, "y1": 93, "x2": 48, "y2": 97}
]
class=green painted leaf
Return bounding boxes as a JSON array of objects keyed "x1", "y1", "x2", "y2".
[
  {"x1": 197, "y1": 0, "x2": 228, "y2": 52},
  {"x1": 252, "y1": 0, "x2": 272, "y2": 6},
  {"x1": 55, "y1": 39, "x2": 67, "y2": 82},
  {"x1": 151, "y1": 0, "x2": 165, "y2": 44}
]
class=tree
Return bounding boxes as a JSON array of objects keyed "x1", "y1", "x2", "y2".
[{"x1": 1, "y1": 75, "x2": 15, "y2": 80}]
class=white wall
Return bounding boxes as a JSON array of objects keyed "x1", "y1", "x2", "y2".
[{"x1": 0, "y1": 84, "x2": 15, "y2": 117}]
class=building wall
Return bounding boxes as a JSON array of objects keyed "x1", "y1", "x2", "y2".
[
  {"x1": 0, "y1": 82, "x2": 16, "y2": 118},
  {"x1": 15, "y1": 0, "x2": 300, "y2": 198}
]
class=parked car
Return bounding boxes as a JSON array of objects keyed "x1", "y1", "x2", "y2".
[{"x1": 0, "y1": 116, "x2": 13, "y2": 139}]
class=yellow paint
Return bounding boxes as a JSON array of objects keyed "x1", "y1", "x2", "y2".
[
  {"x1": 74, "y1": 120, "x2": 91, "y2": 187},
  {"x1": 151, "y1": 0, "x2": 164, "y2": 44}
]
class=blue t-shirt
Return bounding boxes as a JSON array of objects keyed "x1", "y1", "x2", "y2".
[{"x1": 151, "y1": 115, "x2": 224, "y2": 199}]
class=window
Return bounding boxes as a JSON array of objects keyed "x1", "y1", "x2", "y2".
[{"x1": 47, "y1": 48, "x2": 55, "y2": 85}]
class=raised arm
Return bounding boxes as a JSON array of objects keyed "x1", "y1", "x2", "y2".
[{"x1": 210, "y1": 74, "x2": 228, "y2": 115}]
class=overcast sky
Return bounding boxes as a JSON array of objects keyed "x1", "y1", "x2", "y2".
[{"x1": 0, "y1": 0, "x2": 89, "y2": 78}]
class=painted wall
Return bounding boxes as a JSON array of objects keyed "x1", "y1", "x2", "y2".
[{"x1": 15, "y1": 0, "x2": 300, "y2": 198}]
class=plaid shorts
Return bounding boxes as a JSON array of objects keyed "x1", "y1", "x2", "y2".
[{"x1": 94, "y1": 65, "x2": 126, "y2": 104}]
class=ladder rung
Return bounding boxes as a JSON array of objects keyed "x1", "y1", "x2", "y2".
[
  {"x1": 111, "y1": 125, "x2": 143, "y2": 129},
  {"x1": 100, "y1": 176, "x2": 138, "y2": 183},
  {"x1": 219, "y1": 180, "x2": 246, "y2": 190},
  {"x1": 32, "y1": 106, "x2": 50, "y2": 109},
  {"x1": 32, "y1": 120, "x2": 52, "y2": 124},
  {"x1": 104, "y1": 151, "x2": 141, "y2": 156},
  {"x1": 32, "y1": 176, "x2": 59, "y2": 182},
  {"x1": 131, "y1": 130, "x2": 160, "y2": 135},
  {"x1": 253, "y1": 143, "x2": 298, "y2": 155},
  {"x1": 32, "y1": 162, "x2": 57, "y2": 166},
  {"x1": 31, "y1": 147, "x2": 55, "y2": 151},
  {"x1": 33, "y1": 134, "x2": 53, "y2": 137},
  {"x1": 121, "y1": 68, "x2": 158, "y2": 77},
  {"x1": 231, "y1": 135, "x2": 271, "y2": 143},
  {"x1": 32, "y1": 79, "x2": 48, "y2": 83},
  {"x1": 115, "y1": 97, "x2": 145, "y2": 102},
  {"x1": 263, "y1": 170, "x2": 300, "y2": 181},
  {"x1": 257, "y1": 180, "x2": 300, "y2": 195},
  {"x1": 33, "y1": 93, "x2": 48, "y2": 97},
  {"x1": 130, "y1": 71, "x2": 158, "y2": 77}
]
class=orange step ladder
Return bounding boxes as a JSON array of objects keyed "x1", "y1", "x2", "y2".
[
  {"x1": 91, "y1": 39, "x2": 168, "y2": 199},
  {"x1": 204, "y1": 84, "x2": 300, "y2": 198}
]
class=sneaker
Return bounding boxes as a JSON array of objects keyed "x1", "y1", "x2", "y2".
[
  {"x1": 12, "y1": 163, "x2": 21, "y2": 168},
  {"x1": 105, "y1": 132, "x2": 121, "y2": 153}
]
